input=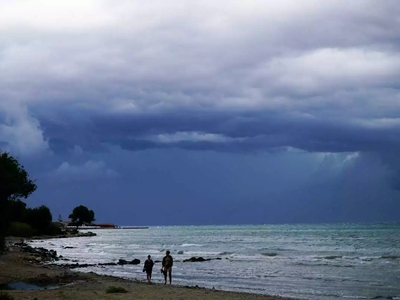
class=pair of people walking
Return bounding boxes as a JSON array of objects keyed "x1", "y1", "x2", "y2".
[{"x1": 143, "y1": 250, "x2": 173, "y2": 285}]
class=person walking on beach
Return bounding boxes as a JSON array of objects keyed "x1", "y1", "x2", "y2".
[
  {"x1": 162, "y1": 250, "x2": 173, "y2": 285},
  {"x1": 143, "y1": 255, "x2": 154, "y2": 284}
]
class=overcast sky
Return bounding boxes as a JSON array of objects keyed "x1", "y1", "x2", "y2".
[{"x1": 1, "y1": 0, "x2": 400, "y2": 225}]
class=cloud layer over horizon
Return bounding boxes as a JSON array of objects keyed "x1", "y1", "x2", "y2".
[{"x1": 1, "y1": 0, "x2": 400, "y2": 224}]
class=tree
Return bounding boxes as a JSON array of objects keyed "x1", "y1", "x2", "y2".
[
  {"x1": 25, "y1": 205, "x2": 52, "y2": 233},
  {"x1": 0, "y1": 152, "x2": 37, "y2": 200},
  {"x1": 0, "y1": 152, "x2": 37, "y2": 253},
  {"x1": 69, "y1": 205, "x2": 95, "y2": 228},
  {"x1": 7, "y1": 200, "x2": 28, "y2": 223}
]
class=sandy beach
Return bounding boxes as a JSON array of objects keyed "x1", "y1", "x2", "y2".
[{"x1": 0, "y1": 240, "x2": 291, "y2": 300}]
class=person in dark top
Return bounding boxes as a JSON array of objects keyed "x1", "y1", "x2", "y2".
[
  {"x1": 143, "y1": 255, "x2": 154, "y2": 284},
  {"x1": 162, "y1": 250, "x2": 173, "y2": 285}
]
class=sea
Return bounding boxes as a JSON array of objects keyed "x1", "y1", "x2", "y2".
[{"x1": 30, "y1": 224, "x2": 400, "y2": 300}]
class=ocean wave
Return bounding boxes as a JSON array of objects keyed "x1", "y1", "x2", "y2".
[
  {"x1": 360, "y1": 257, "x2": 375, "y2": 262},
  {"x1": 181, "y1": 244, "x2": 202, "y2": 247},
  {"x1": 380, "y1": 255, "x2": 400, "y2": 260},
  {"x1": 28, "y1": 225, "x2": 400, "y2": 300},
  {"x1": 323, "y1": 256, "x2": 343, "y2": 260},
  {"x1": 261, "y1": 252, "x2": 278, "y2": 257},
  {"x1": 294, "y1": 262, "x2": 354, "y2": 268},
  {"x1": 219, "y1": 252, "x2": 234, "y2": 256}
]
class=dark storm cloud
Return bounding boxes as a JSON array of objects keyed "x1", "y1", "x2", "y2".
[
  {"x1": 39, "y1": 107, "x2": 400, "y2": 155},
  {"x1": 26, "y1": 148, "x2": 400, "y2": 225},
  {"x1": 1, "y1": 1, "x2": 400, "y2": 157},
  {"x1": 1, "y1": 1, "x2": 399, "y2": 154},
  {"x1": 1, "y1": 0, "x2": 400, "y2": 223}
]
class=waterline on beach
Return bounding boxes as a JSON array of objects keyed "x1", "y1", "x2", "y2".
[{"x1": 30, "y1": 224, "x2": 400, "y2": 300}]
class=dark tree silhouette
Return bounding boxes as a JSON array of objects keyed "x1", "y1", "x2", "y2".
[
  {"x1": 69, "y1": 205, "x2": 95, "y2": 228},
  {"x1": 0, "y1": 152, "x2": 37, "y2": 253},
  {"x1": 25, "y1": 205, "x2": 53, "y2": 233},
  {"x1": 7, "y1": 200, "x2": 28, "y2": 223}
]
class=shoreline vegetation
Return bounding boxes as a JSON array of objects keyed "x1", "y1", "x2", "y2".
[{"x1": 0, "y1": 237, "x2": 291, "y2": 300}]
